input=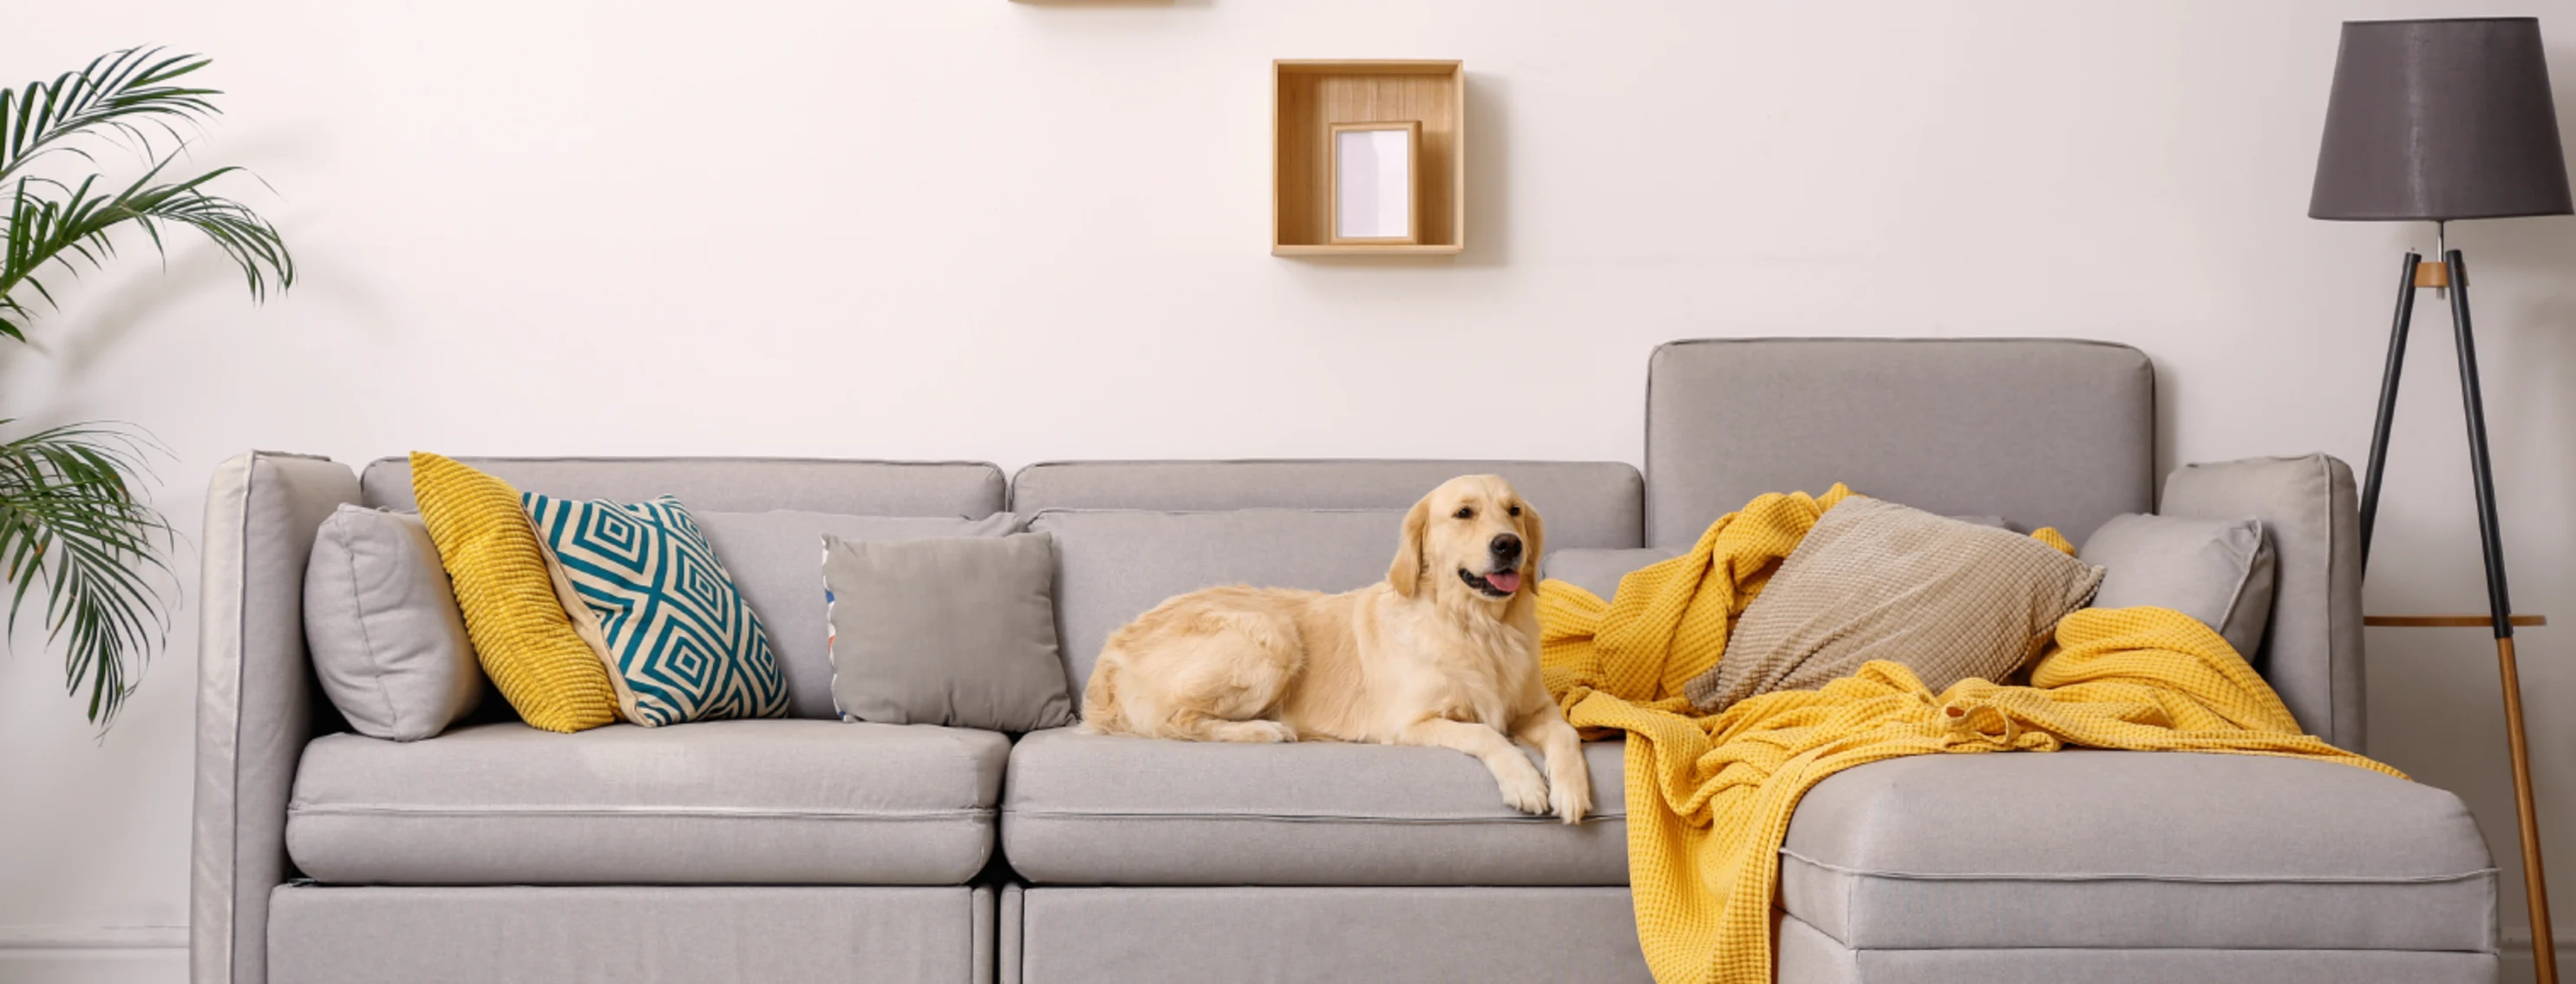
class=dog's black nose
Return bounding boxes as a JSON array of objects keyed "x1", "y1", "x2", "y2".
[{"x1": 1490, "y1": 534, "x2": 1522, "y2": 560}]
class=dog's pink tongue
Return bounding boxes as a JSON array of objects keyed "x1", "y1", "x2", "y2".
[{"x1": 1486, "y1": 571, "x2": 1522, "y2": 594}]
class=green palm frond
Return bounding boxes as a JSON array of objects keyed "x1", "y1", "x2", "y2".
[
  {"x1": 0, "y1": 421, "x2": 173, "y2": 726},
  {"x1": 0, "y1": 47, "x2": 217, "y2": 184},
  {"x1": 2, "y1": 158, "x2": 294, "y2": 338},
  {"x1": 0, "y1": 47, "x2": 289, "y2": 726},
  {"x1": 0, "y1": 47, "x2": 290, "y2": 341}
]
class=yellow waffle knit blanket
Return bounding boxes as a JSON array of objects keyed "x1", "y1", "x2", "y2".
[{"x1": 1536, "y1": 485, "x2": 2402, "y2": 984}]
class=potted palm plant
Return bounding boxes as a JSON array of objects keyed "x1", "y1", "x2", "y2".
[{"x1": 2, "y1": 47, "x2": 292, "y2": 726}]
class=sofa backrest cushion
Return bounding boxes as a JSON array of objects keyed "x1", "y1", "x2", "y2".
[
  {"x1": 360, "y1": 456, "x2": 1006, "y2": 518},
  {"x1": 1011, "y1": 460, "x2": 1644, "y2": 550},
  {"x1": 2157, "y1": 454, "x2": 2364, "y2": 751},
  {"x1": 694, "y1": 511, "x2": 1023, "y2": 719},
  {"x1": 1028, "y1": 508, "x2": 1402, "y2": 702},
  {"x1": 1644, "y1": 338, "x2": 2154, "y2": 548},
  {"x1": 1542, "y1": 547, "x2": 1682, "y2": 602}
]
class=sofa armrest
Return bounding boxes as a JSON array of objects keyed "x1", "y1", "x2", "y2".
[
  {"x1": 193, "y1": 452, "x2": 358, "y2": 984},
  {"x1": 2157, "y1": 454, "x2": 2365, "y2": 753}
]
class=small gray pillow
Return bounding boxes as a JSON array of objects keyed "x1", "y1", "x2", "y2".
[
  {"x1": 2081, "y1": 513, "x2": 2277, "y2": 658},
  {"x1": 304, "y1": 505, "x2": 483, "y2": 741},
  {"x1": 696, "y1": 511, "x2": 1023, "y2": 718},
  {"x1": 824, "y1": 531, "x2": 1075, "y2": 731}
]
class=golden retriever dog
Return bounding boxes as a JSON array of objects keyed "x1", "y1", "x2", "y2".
[{"x1": 1080, "y1": 476, "x2": 1590, "y2": 823}]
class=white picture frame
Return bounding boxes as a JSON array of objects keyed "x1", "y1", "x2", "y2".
[{"x1": 1330, "y1": 121, "x2": 1422, "y2": 245}]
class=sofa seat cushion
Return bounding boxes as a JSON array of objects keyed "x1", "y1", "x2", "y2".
[
  {"x1": 1001, "y1": 728, "x2": 1628, "y2": 885},
  {"x1": 1781, "y1": 751, "x2": 2496, "y2": 953},
  {"x1": 287, "y1": 719, "x2": 1007, "y2": 885}
]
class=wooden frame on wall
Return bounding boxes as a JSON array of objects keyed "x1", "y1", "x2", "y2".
[
  {"x1": 1272, "y1": 60, "x2": 1464, "y2": 256},
  {"x1": 1328, "y1": 121, "x2": 1421, "y2": 246}
]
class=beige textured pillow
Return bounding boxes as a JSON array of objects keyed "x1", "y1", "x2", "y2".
[{"x1": 1690, "y1": 496, "x2": 2104, "y2": 712}]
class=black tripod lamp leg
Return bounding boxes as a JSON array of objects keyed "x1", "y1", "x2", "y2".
[
  {"x1": 2446, "y1": 250, "x2": 2514, "y2": 635},
  {"x1": 2357, "y1": 251, "x2": 2422, "y2": 567},
  {"x1": 2446, "y1": 248, "x2": 2556, "y2": 984}
]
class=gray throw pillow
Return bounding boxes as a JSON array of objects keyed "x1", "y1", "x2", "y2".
[
  {"x1": 304, "y1": 505, "x2": 484, "y2": 741},
  {"x1": 696, "y1": 511, "x2": 1022, "y2": 718},
  {"x1": 2081, "y1": 513, "x2": 2277, "y2": 658},
  {"x1": 824, "y1": 531, "x2": 1075, "y2": 731}
]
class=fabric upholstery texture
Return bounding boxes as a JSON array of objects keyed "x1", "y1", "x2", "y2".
[
  {"x1": 1012, "y1": 887, "x2": 1650, "y2": 984},
  {"x1": 1643, "y1": 338, "x2": 2153, "y2": 548},
  {"x1": 1010, "y1": 459, "x2": 1645, "y2": 549},
  {"x1": 1535, "y1": 485, "x2": 2403, "y2": 984},
  {"x1": 825, "y1": 532, "x2": 1075, "y2": 731},
  {"x1": 302, "y1": 505, "x2": 481, "y2": 741},
  {"x1": 1781, "y1": 751, "x2": 2494, "y2": 951},
  {"x1": 1028, "y1": 508, "x2": 1402, "y2": 701},
  {"x1": 1702, "y1": 496, "x2": 2103, "y2": 712},
  {"x1": 2160, "y1": 453, "x2": 2365, "y2": 751},
  {"x1": 195, "y1": 452, "x2": 360, "y2": 984},
  {"x1": 408, "y1": 453, "x2": 618, "y2": 732},
  {"x1": 1002, "y1": 729, "x2": 1626, "y2": 885},
  {"x1": 693, "y1": 510, "x2": 1023, "y2": 719},
  {"x1": 1542, "y1": 547, "x2": 1680, "y2": 602},
  {"x1": 522, "y1": 493, "x2": 787, "y2": 726},
  {"x1": 1774, "y1": 913, "x2": 2494, "y2": 984},
  {"x1": 2082, "y1": 512, "x2": 2276, "y2": 658},
  {"x1": 267, "y1": 884, "x2": 990, "y2": 984},
  {"x1": 285, "y1": 719, "x2": 1006, "y2": 885},
  {"x1": 362, "y1": 455, "x2": 1006, "y2": 517}
]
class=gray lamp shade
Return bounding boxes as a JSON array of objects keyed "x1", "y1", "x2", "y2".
[{"x1": 2311, "y1": 17, "x2": 2574, "y2": 221}]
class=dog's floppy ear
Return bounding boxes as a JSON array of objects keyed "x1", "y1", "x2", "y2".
[
  {"x1": 1519, "y1": 499, "x2": 1546, "y2": 590},
  {"x1": 1389, "y1": 493, "x2": 1431, "y2": 597}
]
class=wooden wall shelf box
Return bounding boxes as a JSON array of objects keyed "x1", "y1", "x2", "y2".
[{"x1": 1272, "y1": 60, "x2": 1464, "y2": 256}]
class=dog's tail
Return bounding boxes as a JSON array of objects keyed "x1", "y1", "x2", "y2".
[{"x1": 1078, "y1": 656, "x2": 1124, "y2": 734}]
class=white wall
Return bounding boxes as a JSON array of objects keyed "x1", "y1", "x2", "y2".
[{"x1": 5, "y1": 1, "x2": 2576, "y2": 980}]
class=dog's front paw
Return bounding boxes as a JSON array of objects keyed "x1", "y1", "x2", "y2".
[
  {"x1": 1549, "y1": 773, "x2": 1591, "y2": 824},
  {"x1": 1493, "y1": 758, "x2": 1551, "y2": 816}
]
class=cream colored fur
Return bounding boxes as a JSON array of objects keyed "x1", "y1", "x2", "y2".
[{"x1": 1080, "y1": 476, "x2": 1591, "y2": 823}]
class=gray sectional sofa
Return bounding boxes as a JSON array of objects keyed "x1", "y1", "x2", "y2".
[{"x1": 193, "y1": 338, "x2": 2500, "y2": 983}]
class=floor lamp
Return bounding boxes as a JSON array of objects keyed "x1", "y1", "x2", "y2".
[{"x1": 2311, "y1": 17, "x2": 2571, "y2": 982}]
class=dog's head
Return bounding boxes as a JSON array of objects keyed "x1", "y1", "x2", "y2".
[{"x1": 1389, "y1": 475, "x2": 1546, "y2": 607}]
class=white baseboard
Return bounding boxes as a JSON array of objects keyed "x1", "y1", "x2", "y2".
[
  {"x1": 2501, "y1": 926, "x2": 2576, "y2": 951},
  {"x1": 2498, "y1": 928, "x2": 2574, "y2": 984},
  {"x1": 0, "y1": 928, "x2": 186, "y2": 984},
  {"x1": 0, "y1": 926, "x2": 186, "y2": 950}
]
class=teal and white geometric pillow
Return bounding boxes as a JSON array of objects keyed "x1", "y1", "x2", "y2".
[{"x1": 520, "y1": 492, "x2": 788, "y2": 726}]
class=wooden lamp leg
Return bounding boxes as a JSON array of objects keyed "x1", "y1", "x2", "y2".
[
  {"x1": 2499, "y1": 635, "x2": 2558, "y2": 982},
  {"x1": 2447, "y1": 249, "x2": 2556, "y2": 983}
]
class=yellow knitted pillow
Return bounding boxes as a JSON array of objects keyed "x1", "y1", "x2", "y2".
[{"x1": 409, "y1": 452, "x2": 619, "y2": 732}]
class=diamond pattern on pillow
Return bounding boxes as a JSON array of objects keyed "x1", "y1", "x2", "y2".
[{"x1": 522, "y1": 492, "x2": 788, "y2": 726}]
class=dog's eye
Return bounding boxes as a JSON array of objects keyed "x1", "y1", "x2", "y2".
[
  {"x1": 1453, "y1": 506, "x2": 1474, "y2": 520},
  {"x1": 1507, "y1": 505, "x2": 1522, "y2": 517}
]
